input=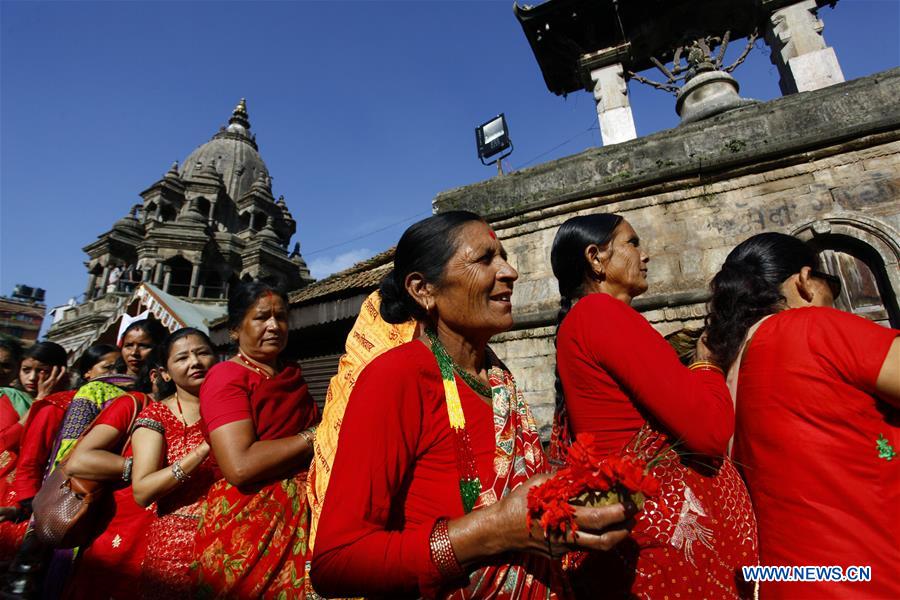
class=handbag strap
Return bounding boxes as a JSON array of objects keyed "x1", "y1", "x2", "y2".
[
  {"x1": 63, "y1": 392, "x2": 147, "y2": 463},
  {"x1": 119, "y1": 393, "x2": 147, "y2": 456}
]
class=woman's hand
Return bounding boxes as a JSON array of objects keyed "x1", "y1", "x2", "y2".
[
  {"x1": 35, "y1": 366, "x2": 66, "y2": 400},
  {"x1": 494, "y1": 474, "x2": 630, "y2": 557},
  {"x1": 448, "y1": 473, "x2": 631, "y2": 566},
  {"x1": 196, "y1": 440, "x2": 211, "y2": 459},
  {"x1": 693, "y1": 334, "x2": 715, "y2": 363}
]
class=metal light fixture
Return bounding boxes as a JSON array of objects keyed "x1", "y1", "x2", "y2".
[{"x1": 475, "y1": 113, "x2": 513, "y2": 174}]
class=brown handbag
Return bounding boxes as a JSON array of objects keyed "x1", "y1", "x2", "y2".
[{"x1": 31, "y1": 393, "x2": 144, "y2": 549}]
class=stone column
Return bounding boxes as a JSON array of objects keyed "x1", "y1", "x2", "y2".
[
  {"x1": 162, "y1": 266, "x2": 172, "y2": 293},
  {"x1": 590, "y1": 63, "x2": 637, "y2": 146},
  {"x1": 764, "y1": 0, "x2": 844, "y2": 95},
  {"x1": 99, "y1": 265, "x2": 111, "y2": 297},
  {"x1": 85, "y1": 273, "x2": 97, "y2": 300},
  {"x1": 188, "y1": 263, "x2": 201, "y2": 298},
  {"x1": 153, "y1": 263, "x2": 164, "y2": 286}
]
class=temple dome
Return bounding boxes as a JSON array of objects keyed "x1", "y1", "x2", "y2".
[{"x1": 179, "y1": 99, "x2": 269, "y2": 201}]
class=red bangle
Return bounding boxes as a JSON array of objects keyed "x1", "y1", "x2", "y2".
[{"x1": 429, "y1": 518, "x2": 464, "y2": 581}]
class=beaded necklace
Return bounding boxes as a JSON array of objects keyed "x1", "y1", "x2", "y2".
[{"x1": 425, "y1": 328, "x2": 485, "y2": 513}]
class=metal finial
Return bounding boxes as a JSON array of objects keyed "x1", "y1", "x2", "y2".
[{"x1": 229, "y1": 98, "x2": 251, "y2": 129}]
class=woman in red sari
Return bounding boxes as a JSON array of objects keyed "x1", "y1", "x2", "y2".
[
  {"x1": 193, "y1": 282, "x2": 318, "y2": 599},
  {"x1": 705, "y1": 232, "x2": 900, "y2": 599},
  {"x1": 131, "y1": 328, "x2": 217, "y2": 599},
  {"x1": 311, "y1": 211, "x2": 630, "y2": 600},
  {"x1": 59, "y1": 322, "x2": 164, "y2": 600},
  {"x1": 549, "y1": 214, "x2": 758, "y2": 599}
]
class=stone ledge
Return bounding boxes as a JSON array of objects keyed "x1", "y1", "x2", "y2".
[{"x1": 434, "y1": 68, "x2": 900, "y2": 221}]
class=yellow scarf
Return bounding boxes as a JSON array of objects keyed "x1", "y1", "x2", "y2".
[{"x1": 306, "y1": 291, "x2": 416, "y2": 552}]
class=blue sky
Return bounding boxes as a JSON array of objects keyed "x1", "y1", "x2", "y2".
[{"x1": 1, "y1": 0, "x2": 898, "y2": 321}]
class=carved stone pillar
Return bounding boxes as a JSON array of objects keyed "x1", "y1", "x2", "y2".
[
  {"x1": 764, "y1": 0, "x2": 844, "y2": 94},
  {"x1": 162, "y1": 266, "x2": 172, "y2": 293},
  {"x1": 85, "y1": 273, "x2": 97, "y2": 300},
  {"x1": 153, "y1": 263, "x2": 164, "y2": 286},
  {"x1": 188, "y1": 263, "x2": 201, "y2": 298},
  {"x1": 590, "y1": 63, "x2": 637, "y2": 146},
  {"x1": 99, "y1": 265, "x2": 111, "y2": 297}
]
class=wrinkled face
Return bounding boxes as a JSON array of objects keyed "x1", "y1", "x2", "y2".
[
  {"x1": 121, "y1": 328, "x2": 155, "y2": 376},
  {"x1": 162, "y1": 334, "x2": 217, "y2": 396},
  {"x1": 84, "y1": 351, "x2": 121, "y2": 382},
  {"x1": 0, "y1": 349, "x2": 18, "y2": 387},
  {"x1": 601, "y1": 220, "x2": 649, "y2": 301},
  {"x1": 236, "y1": 294, "x2": 288, "y2": 362},
  {"x1": 430, "y1": 221, "x2": 519, "y2": 339},
  {"x1": 19, "y1": 357, "x2": 53, "y2": 395}
]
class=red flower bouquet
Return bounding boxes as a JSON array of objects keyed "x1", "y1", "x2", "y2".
[{"x1": 526, "y1": 434, "x2": 660, "y2": 539}]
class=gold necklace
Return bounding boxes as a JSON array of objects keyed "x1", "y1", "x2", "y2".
[{"x1": 237, "y1": 351, "x2": 274, "y2": 379}]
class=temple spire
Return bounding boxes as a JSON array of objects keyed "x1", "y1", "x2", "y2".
[{"x1": 229, "y1": 98, "x2": 251, "y2": 129}]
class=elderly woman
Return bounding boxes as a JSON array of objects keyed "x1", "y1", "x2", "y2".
[
  {"x1": 705, "y1": 232, "x2": 900, "y2": 599},
  {"x1": 193, "y1": 281, "x2": 318, "y2": 598},
  {"x1": 549, "y1": 214, "x2": 757, "y2": 599},
  {"x1": 311, "y1": 211, "x2": 629, "y2": 600}
]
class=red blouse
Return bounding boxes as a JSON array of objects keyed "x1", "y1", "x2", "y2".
[
  {"x1": 311, "y1": 341, "x2": 497, "y2": 599},
  {"x1": 557, "y1": 293, "x2": 733, "y2": 455},
  {"x1": 733, "y1": 307, "x2": 899, "y2": 599},
  {"x1": 200, "y1": 361, "x2": 315, "y2": 437},
  {"x1": 14, "y1": 390, "x2": 76, "y2": 501},
  {"x1": 0, "y1": 396, "x2": 22, "y2": 453}
]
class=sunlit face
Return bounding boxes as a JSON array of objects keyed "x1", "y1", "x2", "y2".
[
  {"x1": 83, "y1": 351, "x2": 121, "y2": 382},
  {"x1": 429, "y1": 221, "x2": 519, "y2": 339},
  {"x1": 0, "y1": 348, "x2": 18, "y2": 387},
  {"x1": 235, "y1": 294, "x2": 289, "y2": 363},
  {"x1": 162, "y1": 334, "x2": 217, "y2": 396},
  {"x1": 601, "y1": 220, "x2": 649, "y2": 302},
  {"x1": 19, "y1": 357, "x2": 53, "y2": 395},
  {"x1": 121, "y1": 328, "x2": 155, "y2": 376}
]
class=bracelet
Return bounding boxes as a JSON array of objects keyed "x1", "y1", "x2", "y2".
[
  {"x1": 122, "y1": 457, "x2": 133, "y2": 483},
  {"x1": 688, "y1": 360, "x2": 724, "y2": 375},
  {"x1": 429, "y1": 518, "x2": 464, "y2": 581},
  {"x1": 171, "y1": 461, "x2": 189, "y2": 483},
  {"x1": 298, "y1": 426, "x2": 317, "y2": 448}
]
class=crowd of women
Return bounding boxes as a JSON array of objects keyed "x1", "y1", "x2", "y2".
[{"x1": 0, "y1": 209, "x2": 896, "y2": 599}]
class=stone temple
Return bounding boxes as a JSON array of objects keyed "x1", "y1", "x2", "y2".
[{"x1": 47, "y1": 100, "x2": 313, "y2": 356}]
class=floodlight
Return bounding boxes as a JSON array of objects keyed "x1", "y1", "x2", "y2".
[{"x1": 475, "y1": 114, "x2": 513, "y2": 170}]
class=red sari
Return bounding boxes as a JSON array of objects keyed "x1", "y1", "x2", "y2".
[
  {"x1": 553, "y1": 293, "x2": 758, "y2": 599},
  {"x1": 193, "y1": 361, "x2": 318, "y2": 599},
  {"x1": 134, "y1": 402, "x2": 216, "y2": 599},
  {"x1": 732, "y1": 307, "x2": 899, "y2": 599},
  {"x1": 64, "y1": 392, "x2": 155, "y2": 600},
  {"x1": 311, "y1": 341, "x2": 567, "y2": 600}
]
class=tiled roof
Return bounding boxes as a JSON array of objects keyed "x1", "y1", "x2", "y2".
[{"x1": 288, "y1": 247, "x2": 395, "y2": 305}]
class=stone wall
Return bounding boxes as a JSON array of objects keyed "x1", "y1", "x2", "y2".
[{"x1": 435, "y1": 68, "x2": 900, "y2": 437}]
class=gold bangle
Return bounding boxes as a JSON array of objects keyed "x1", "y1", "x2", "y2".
[
  {"x1": 688, "y1": 360, "x2": 724, "y2": 375},
  {"x1": 429, "y1": 518, "x2": 464, "y2": 580}
]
